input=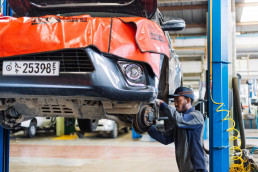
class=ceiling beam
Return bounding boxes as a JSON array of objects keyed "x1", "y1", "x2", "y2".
[
  {"x1": 183, "y1": 77, "x2": 201, "y2": 81},
  {"x1": 158, "y1": 0, "x2": 207, "y2": 3},
  {"x1": 175, "y1": 46, "x2": 205, "y2": 50},
  {"x1": 186, "y1": 23, "x2": 206, "y2": 28},
  {"x1": 158, "y1": 2, "x2": 258, "y2": 11},
  {"x1": 236, "y1": 2, "x2": 258, "y2": 7},
  {"x1": 236, "y1": 22, "x2": 258, "y2": 26},
  {"x1": 238, "y1": 75, "x2": 258, "y2": 79},
  {"x1": 159, "y1": 4, "x2": 207, "y2": 11},
  {"x1": 177, "y1": 22, "x2": 258, "y2": 29},
  {"x1": 183, "y1": 73, "x2": 202, "y2": 77}
]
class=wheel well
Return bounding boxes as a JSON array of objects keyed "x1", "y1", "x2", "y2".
[
  {"x1": 31, "y1": 118, "x2": 37, "y2": 126},
  {"x1": 158, "y1": 57, "x2": 169, "y2": 103}
]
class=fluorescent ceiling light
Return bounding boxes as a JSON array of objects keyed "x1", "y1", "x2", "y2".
[
  {"x1": 240, "y1": 0, "x2": 258, "y2": 22},
  {"x1": 244, "y1": 0, "x2": 258, "y2": 2}
]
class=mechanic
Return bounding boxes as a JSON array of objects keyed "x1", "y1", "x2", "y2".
[{"x1": 148, "y1": 87, "x2": 208, "y2": 172}]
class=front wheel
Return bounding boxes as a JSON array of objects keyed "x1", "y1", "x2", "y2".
[
  {"x1": 77, "y1": 119, "x2": 99, "y2": 133},
  {"x1": 133, "y1": 105, "x2": 155, "y2": 134},
  {"x1": 24, "y1": 122, "x2": 37, "y2": 138},
  {"x1": 123, "y1": 127, "x2": 129, "y2": 133}
]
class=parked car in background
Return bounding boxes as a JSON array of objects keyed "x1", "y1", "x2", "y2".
[
  {"x1": 95, "y1": 119, "x2": 129, "y2": 138},
  {"x1": 0, "y1": 0, "x2": 184, "y2": 134},
  {"x1": 12, "y1": 117, "x2": 56, "y2": 138},
  {"x1": 76, "y1": 119, "x2": 129, "y2": 138}
]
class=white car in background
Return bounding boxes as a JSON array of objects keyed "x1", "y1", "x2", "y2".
[
  {"x1": 76, "y1": 119, "x2": 129, "y2": 138},
  {"x1": 95, "y1": 119, "x2": 129, "y2": 138},
  {"x1": 20, "y1": 117, "x2": 56, "y2": 138}
]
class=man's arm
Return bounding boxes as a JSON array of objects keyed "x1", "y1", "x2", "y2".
[
  {"x1": 160, "y1": 102, "x2": 204, "y2": 129},
  {"x1": 148, "y1": 126, "x2": 174, "y2": 145}
]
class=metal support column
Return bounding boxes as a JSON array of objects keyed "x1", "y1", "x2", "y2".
[
  {"x1": 1, "y1": 0, "x2": 12, "y2": 16},
  {"x1": 0, "y1": 127, "x2": 9, "y2": 172},
  {"x1": 1, "y1": 1, "x2": 11, "y2": 172},
  {"x1": 208, "y1": 0, "x2": 229, "y2": 172}
]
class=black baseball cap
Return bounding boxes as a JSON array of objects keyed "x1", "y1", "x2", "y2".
[{"x1": 170, "y1": 87, "x2": 194, "y2": 101}]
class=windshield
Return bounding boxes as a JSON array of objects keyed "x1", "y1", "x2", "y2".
[
  {"x1": 60, "y1": 12, "x2": 134, "y2": 17},
  {"x1": 8, "y1": 0, "x2": 157, "y2": 19},
  {"x1": 28, "y1": 0, "x2": 136, "y2": 8}
]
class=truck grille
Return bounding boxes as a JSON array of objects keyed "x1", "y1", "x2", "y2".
[{"x1": 0, "y1": 49, "x2": 94, "y2": 73}]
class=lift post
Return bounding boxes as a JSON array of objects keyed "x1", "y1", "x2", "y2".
[
  {"x1": 0, "y1": 127, "x2": 9, "y2": 172},
  {"x1": 1, "y1": 1, "x2": 11, "y2": 171},
  {"x1": 208, "y1": 0, "x2": 229, "y2": 171},
  {"x1": 1, "y1": 0, "x2": 12, "y2": 16}
]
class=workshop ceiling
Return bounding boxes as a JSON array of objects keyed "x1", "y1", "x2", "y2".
[
  {"x1": 158, "y1": 0, "x2": 258, "y2": 86},
  {"x1": 158, "y1": 0, "x2": 258, "y2": 36}
]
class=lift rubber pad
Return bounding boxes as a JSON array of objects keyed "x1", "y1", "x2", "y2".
[{"x1": 0, "y1": 15, "x2": 170, "y2": 76}]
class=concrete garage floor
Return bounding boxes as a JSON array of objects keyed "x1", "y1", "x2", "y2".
[
  {"x1": 9, "y1": 131, "x2": 179, "y2": 172},
  {"x1": 9, "y1": 129, "x2": 258, "y2": 172}
]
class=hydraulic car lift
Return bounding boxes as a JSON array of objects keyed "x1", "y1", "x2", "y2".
[
  {"x1": 208, "y1": 0, "x2": 229, "y2": 171},
  {"x1": 0, "y1": 1, "x2": 11, "y2": 172}
]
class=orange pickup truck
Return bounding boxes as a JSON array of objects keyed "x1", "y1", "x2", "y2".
[{"x1": 0, "y1": 0, "x2": 184, "y2": 133}]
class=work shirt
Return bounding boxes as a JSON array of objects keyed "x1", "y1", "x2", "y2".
[{"x1": 148, "y1": 103, "x2": 208, "y2": 172}]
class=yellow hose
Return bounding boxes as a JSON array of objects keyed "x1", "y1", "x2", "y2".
[{"x1": 210, "y1": 93, "x2": 251, "y2": 171}]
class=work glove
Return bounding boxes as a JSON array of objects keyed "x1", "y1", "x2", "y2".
[{"x1": 155, "y1": 99, "x2": 163, "y2": 107}]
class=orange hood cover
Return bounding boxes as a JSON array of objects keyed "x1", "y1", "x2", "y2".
[{"x1": 0, "y1": 15, "x2": 170, "y2": 76}]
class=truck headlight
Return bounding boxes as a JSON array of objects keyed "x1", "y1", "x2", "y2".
[
  {"x1": 118, "y1": 61, "x2": 146, "y2": 87},
  {"x1": 125, "y1": 64, "x2": 143, "y2": 81}
]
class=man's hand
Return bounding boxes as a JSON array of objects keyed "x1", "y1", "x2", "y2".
[{"x1": 155, "y1": 99, "x2": 164, "y2": 107}]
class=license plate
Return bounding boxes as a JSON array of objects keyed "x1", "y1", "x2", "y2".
[{"x1": 3, "y1": 61, "x2": 60, "y2": 76}]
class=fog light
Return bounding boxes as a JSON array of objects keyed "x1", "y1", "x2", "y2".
[
  {"x1": 117, "y1": 61, "x2": 146, "y2": 87},
  {"x1": 125, "y1": 64, "x2": 143, "y2": 81}
]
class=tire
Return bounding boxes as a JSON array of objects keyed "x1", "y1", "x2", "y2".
[
  {"x1": 77, "y1": 119, "x2": 99, "y2": 133},
  {"x1": 110, "y1": 122, "x2": 118, "y2": 138},
  {"x1": 123, "y1": 127, "x2": 129, "y2": 133},
  {"x1": 24, "y1": 122, "x2": 37, "y2": 138}
]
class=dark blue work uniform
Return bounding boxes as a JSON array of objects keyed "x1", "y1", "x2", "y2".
[{"x1": 148, "y1": 102, "x2": 208, "y2": 172}]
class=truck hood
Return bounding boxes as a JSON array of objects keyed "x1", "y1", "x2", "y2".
[
  {"x1": 7, "y1": 0, "x2": 157, "y2": 19},
  {"x1": 0, "y1": 15, "x2": 169, "y2": 77}
]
